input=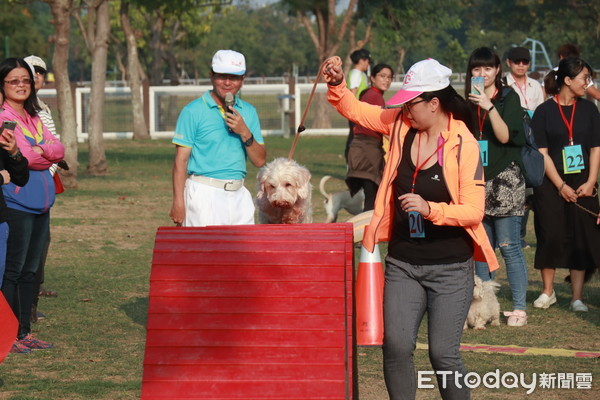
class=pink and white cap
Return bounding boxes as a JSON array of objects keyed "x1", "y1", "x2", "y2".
[
  {"x1": 386, "y1": 58, "x2": 452, "y2": 107},
  {"x1": 212, "y1": 50, "x2": 246, "y2": 76}
]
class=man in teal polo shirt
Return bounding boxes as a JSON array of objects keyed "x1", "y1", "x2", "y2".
[{"x1": 170, "y1": 50, "x2": 266, "y2": 227}]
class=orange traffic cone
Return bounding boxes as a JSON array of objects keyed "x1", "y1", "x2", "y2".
[{"x1": 355, "y1": 243, "x2": 384, "y2": 346}]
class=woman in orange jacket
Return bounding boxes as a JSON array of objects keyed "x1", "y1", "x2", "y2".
[{"x1": 323, "y1": 57, "x2": 498, "y2": 400}]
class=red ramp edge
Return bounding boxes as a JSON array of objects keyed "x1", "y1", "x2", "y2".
[{"x1": 0, "y1": 292, "x2": 18, "y2": 363}]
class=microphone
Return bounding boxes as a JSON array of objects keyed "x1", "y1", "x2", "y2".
[{"x1": 224, "y1": 93, "x2": 235, "y2": 114}]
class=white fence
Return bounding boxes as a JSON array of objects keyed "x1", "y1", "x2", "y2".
[
  {"x1": 41, "y1": 71, "x2": 600, "y2": 142},
  {"x1": 38, "y1": 82, "x2": 411, "y2": 142}
]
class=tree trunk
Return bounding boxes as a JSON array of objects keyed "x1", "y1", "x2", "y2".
[
  {"x1": 120, "y1": 0, "x2": 149, "y2": 140},
  {"x1": 397, "y1": 48, "x2": 407, "y2": 75},
  {"x1": 312, "y1": 93, "x2": 331, "y2": 130},
  {"x1": 165, "y1": 50, "x2": 180, "y2": 86},
  {"x1": 44, "y1": 0, "x2": 79, "y2": 188},
  {"x1": 165, "y1": 19, "x2": 182, "y2": 86},
  {"x1": 149, "y1": 11, "x2": 165, "y2": 85},
  {"x1": 296, "y1": 0, "x2": 360, "y2": 130},
  {"x1": 86, "y1": 0, "x2": 110, "y2": 174}
]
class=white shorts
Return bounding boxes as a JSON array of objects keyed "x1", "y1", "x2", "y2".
[{"x1": 183, "y1": 178, "x2": 255, "y2": 227}]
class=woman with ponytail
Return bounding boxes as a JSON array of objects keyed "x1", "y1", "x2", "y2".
[
  {"x1": 532, "y1": 57, "x2": 600, "y2": 312},
  {"x1": 322, "y1": 56, "x2": 498, "y2": 400}
]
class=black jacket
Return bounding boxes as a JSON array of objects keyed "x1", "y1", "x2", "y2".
[{"x1": 0, "y1": 150, "x2": 29, "y2": 222}]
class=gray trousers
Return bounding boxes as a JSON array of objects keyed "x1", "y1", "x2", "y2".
[{"x1": 383, "y1": 256, "x2": 474, "y2": 400}]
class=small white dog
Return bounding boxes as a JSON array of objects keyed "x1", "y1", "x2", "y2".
[
  {"x1": 464, "y1": 276, "x2": 501, "y2": 330},
  {"x1": 256, "y1": 157, "x2": 312, "y2": 224},
  {"x1": 319, "y1": 175, "x2": 364, "y2": 223}
]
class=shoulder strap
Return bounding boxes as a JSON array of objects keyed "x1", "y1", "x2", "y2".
[{"x1": 495, "y1": 86, "x2": 511, "y2": 110}]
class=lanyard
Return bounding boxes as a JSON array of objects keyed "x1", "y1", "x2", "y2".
[
  {"x1": 411, "y1": 133, "x2": 447, "y2": 193},
  {"x1": 511, "y1": 75, "x2": 529, "y2": 109},
  {"x1": 477, "y1": 88, "x2": 498, "y2": 139},
  {"x1": 477, "y1": 107, "x2": 488, "y2": 140},
  {"x1": 556, "y1": 99, "x2": 577, "y2": 145}
]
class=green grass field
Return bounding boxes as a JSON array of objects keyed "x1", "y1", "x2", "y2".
[{"x1": 0, "y1": 137, "x2": 598, "y2": 399}]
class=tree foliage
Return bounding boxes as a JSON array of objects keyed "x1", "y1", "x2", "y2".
[
  {"x1": 193, "y1": 4, "x2": 314, "y2": 77},
  {"x1": 10, "y1": 0, "x2": 600, "y2": 80},
  {"x1": 364, "y1": 0, "x2": 465, "y2": 73},
  {"x1": 0, "y1": 1, "x2": 53, "y2": 59},
  {"x1": 356, "y1": 0, "x2": 599, "y2": 73}
]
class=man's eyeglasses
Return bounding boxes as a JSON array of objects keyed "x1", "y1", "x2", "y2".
[
  {"x1": 511, "y1": 59, "x2": 530, "y2": 66},
  {"x1": 403, "y1": 99, "x2": 427, "y2": 113},
  {"x1": 578, "y1": 75, "x2": 593, "y2": 89},
  {"x1": 4, "y1": 78, "x2": 32, "y2": 86}
]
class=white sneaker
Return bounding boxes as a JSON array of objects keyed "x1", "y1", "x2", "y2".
[
  {"x1": 504, "y1": 310, "x2": 528, "y2": 327},
  {"x1": 570, "y1": 300, "x2": 588, "y2": 312},
  {"x1": 533, "y1": 291, "x2": 556, "y2": 309}
]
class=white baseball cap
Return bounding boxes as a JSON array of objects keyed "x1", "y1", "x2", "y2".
[
  {"x1": 386, "y1": 58, "x2": 452, "y2": 107},
  {"x1": 24, "y1": 55, "x2": 47, "y2": 73},
  {"x1": 211, "y1": 50, "x2": 246, "y2": 76}
]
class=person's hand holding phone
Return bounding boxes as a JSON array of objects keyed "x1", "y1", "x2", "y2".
[
  {"x1": 0, "y1": 122, "x2": 18, "y2": 156},
  {"x1": 468, "y1": 76, "x2": 493, "y2": 111},
  {"x1": 470, "y1": 76, "x2": 484, "y2": 96}
]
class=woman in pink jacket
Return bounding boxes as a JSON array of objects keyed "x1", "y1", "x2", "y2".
[
  {"x1": 0, "y1": 58, "x2": 64, "y2": 354},
  {"x1": 323, "y1": 57, "x2": 498, "y2": 400}
]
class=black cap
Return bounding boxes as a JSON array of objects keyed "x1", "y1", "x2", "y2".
[
  {"x1": 507, "y1": 47, "x2": 531, "y2": 62},
  {"x1": 350, "y1": 49, "x2": 371, "y2": 64}
]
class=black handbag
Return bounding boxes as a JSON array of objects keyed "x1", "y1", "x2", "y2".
[
  {"x1": 500, "y1": 86, "x2": 545, "y2": 188},
  {"x1": 520, "y1": 112, "x2": 545, "y2": 187}
]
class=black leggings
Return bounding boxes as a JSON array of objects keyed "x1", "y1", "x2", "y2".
[{"x1": 357, "y1": 178, "x2": 378, "y2": 212}]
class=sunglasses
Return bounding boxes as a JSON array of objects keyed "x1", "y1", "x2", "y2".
[
  {"x1": 403, "y1": 99, "x2": 427, "y2": 112},
  {"x1": 4, "y1": 78, "x2": 32, "y2": 86},
  {"x1": 511, "y1": 59, "x2": 530, "y2": 66}
]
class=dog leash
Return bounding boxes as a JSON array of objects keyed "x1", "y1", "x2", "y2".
[
  {"x1": 572, "y1": 187, "x2": 600, "y2": 223},
  {"x1": 288, "y1": 58, "x2": 341, "y2": 161}
]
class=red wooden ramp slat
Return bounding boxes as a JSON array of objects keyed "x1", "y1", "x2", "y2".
[{"x1": 141, "y1": 223, "x2": 356, "y2": 400}]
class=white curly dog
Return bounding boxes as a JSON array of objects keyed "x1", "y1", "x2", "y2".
[
  {"x1": 464, "y1": 275, "x2": 501, "y2": 330},
  {"x1": 256, "y1": 157, "x2": 312, "y2": 224}
]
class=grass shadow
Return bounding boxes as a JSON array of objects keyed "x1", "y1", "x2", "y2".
[{"x1": 120, "y1": 296, "x2": 149, "y2": 326}]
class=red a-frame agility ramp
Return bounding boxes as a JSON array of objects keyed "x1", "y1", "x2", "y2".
[{"x1": 141, "y1": 224, "x2": 357, "y2": 400}]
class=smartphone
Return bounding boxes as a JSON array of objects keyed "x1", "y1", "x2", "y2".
[
  {"x1": 0, "y1": 120, "x2": 17, "y2": 136},
  {"x1": 471, "y1": 76, "x2": 484, "y2": 95}
]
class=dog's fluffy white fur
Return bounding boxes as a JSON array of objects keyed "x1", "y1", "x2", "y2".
[
  {"x1": 319, "y1": 175, "x2": 364, "y2": 223},
  {"x1": 256, "y1": 157, "x2": 312, "y2": 224},
  {"x1": 464, "y1": 276, "x2": 501, "y2": 330}
]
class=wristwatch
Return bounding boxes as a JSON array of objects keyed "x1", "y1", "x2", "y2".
[
  {"x1": 243, "y1": 136, "x2": 254, "y2": 147},
  {"x1": 8, "y1": 149, "x2": 23, "y2": 161}
]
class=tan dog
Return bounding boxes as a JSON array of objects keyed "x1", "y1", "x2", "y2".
[
  {"x1": 464, "y1": 276, "x2": 501, "y2": 330},
  {"x1": 319, "y1": 175, "x2": 364, "y2": 223},
  {"x1": 256, "y1": 157, "x2": 312, "y2": 224}
]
